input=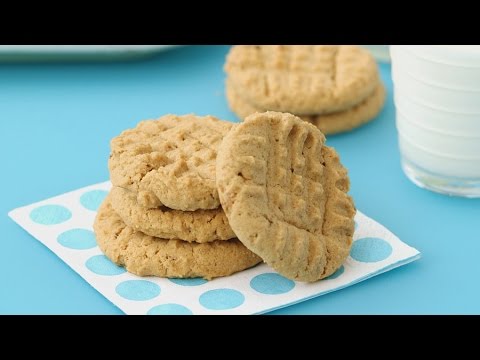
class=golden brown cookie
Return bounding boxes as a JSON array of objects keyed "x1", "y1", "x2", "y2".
[
  {"x1": 226, "y1": 80, "x2": 386, "y2": 135},
  {"x1": 109, "y1": 114, "x2": 232, "y2": 211},
  {"x1": 94, "y1": 194, "x2": 262, "y2": 280},
  {"x1": 216, "y1": 111, "x2": 355, "y2": 282},
  {"x1": 110, "y1": 186, "x2": 235, "y2": 243},
  {"x1": 225, "y1": 45, "x2": 379, "y2": 115}
]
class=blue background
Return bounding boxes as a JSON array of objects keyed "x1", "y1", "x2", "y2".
[{"x1": 1, "y1": 45, "x2": 479, "y2": 314}]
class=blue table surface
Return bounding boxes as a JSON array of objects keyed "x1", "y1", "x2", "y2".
[{"x1": 1, "y1": 45, "x2": 479, "y2": 315}]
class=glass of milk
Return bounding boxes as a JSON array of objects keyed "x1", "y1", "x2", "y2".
[{"x1": 391, "y1": 45, "x2": 480, "y2": 197}]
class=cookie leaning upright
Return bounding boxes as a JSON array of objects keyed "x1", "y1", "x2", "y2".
[
  {"x1": 109, "y1": 114, "x2": 232, "y2": 211},
  {"x1": 225, "y1": 45, "x2": 379, "y2": 115},
  {"x1": 216, "y1": 111, "x2": 356, "y2": 282}
]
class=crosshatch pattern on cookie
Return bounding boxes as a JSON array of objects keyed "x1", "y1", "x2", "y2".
[
  {"x1": 225, "y1": 45, "x2": 379, "y2": 115},
  {"x1": 217, "y1": 112, "x2": 355, "y2": 282},
  {"x1": 109, "y1": 114, "x2": 233, "y2": 211}
]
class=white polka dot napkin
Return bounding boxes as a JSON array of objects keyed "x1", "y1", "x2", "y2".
[{"x1": 8, "y1": 181, "x2": 420, "y2": 315}]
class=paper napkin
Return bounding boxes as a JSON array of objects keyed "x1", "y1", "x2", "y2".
[{"x1": 9, "y1": 181, "x2": 420, "y2": 315}]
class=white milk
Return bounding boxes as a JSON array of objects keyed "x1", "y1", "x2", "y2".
[{"x1": 391, "y1": 45, "x2": 480, "y2": 197}]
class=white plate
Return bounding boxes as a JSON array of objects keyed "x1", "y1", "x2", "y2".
[{"x1": 0, "y1": 45, "x2": 182, "y2": 61}]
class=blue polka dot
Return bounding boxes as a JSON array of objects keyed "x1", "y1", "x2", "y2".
[
  {"x1": 250, "y1": 273, "x2": 295, "y2": 295},
  {"x1": 80, "y1": 190, "x2": 108, "y2": 211},
  {"x1": 148, "y1": 304, "x2": 192, "y2": 315},
  {"x1": 326, "y1": 265, "x2": 344, "y2": 280},
  {"x1": 85, "y1": 255, "x2": 126, "y2": 276},
  {"x1": 30, "y1": 205, "x2": 71, "y2": 225},
  {"x1": 57, "y1": 229, "x2": 96, "y2": 249},
  {"x1": 116, "y1": 280, "x2": 160, "y2": 301},
  {"x1": 199, "y1": 289, "x2": 244, "y2": 310},
  {"x1": 350, "y1": 237, "x2": 393, "y2": 263},
  {"x1": 169, "y1": 278, "x2": 208, "y2": 286}
]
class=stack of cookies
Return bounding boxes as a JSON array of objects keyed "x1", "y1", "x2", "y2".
[
  {"x1": 94, "y1": 111, "x2": 356, "y2": 282},
  {"x1": 225, "y1": 45, "x2": 386, "y2": 135},
  {"x1": 94, "y1": 114, "x2": 262, "y2": 280}
]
